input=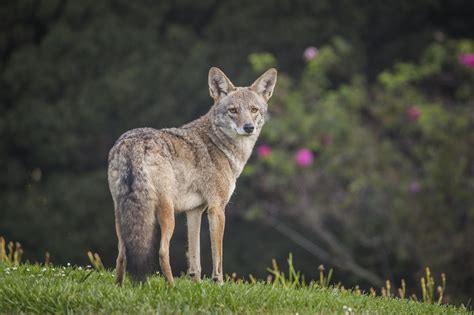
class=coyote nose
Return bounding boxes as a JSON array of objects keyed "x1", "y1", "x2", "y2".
[{"x1": 243, "y1": 124, "x2": 254, "y2": 134}]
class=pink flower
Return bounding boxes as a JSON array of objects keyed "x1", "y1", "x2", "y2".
[
  {"x1": 295, "y1": 148, "x2": 314, "y2": 167},
  {"x1": 257, "y1": 144, "x2": 272, "y2": 158},
  {"x1": 458, "y1": 53, "x2": 474, "y2": 68},
  {"x1": 303, "y1": 46, "x2": 318, "y2": 62},
  {"x1": 406, "y1": 105, "x2": 421, "y2": 122},
  {"x1": 408, "y1": 181, "x2": 421, "y2": 193}
]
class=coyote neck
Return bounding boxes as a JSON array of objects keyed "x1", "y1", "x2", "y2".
[{"x1": 206, "y1": 115, "x2": 257, "y2": 176}]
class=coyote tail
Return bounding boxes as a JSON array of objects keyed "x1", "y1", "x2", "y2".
[{"x1": 116, "y1": 160, "x2": 158, "y2": 282}]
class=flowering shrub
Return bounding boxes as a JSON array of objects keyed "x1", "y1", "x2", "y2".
[
  {"x1": 244, "y1": 37, "x2": 474, "y2": 301},
  {"x1": 458, "y1": 53, "x2": 474, "y2": 68},
  {"x1": 406, "y1": 105, "x2": 421, "y2": 122},
  {"x1": 256, "y1": 145, "x2": 272, "y2": 159},
  {"x1": 294, "y1": 149, "x2": 314, "y2": 167},
  {"x1": 303, "y1": 46, "x2": 318, "y2": 62}
]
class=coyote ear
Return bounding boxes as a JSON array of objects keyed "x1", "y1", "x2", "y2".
[
  {"x1": 208, "y1": 67, "x2": 236, "y2": 101},
  {"x1": 250, "y1": 68, "x2": 278, "y2": 101}
]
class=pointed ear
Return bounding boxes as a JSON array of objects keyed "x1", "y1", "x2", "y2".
[
  {"x1": 208, "y1": 67, "x2": 236, "y2": 101},
  {"x1": 250, "y1": 68, "x2": 278, "y2": 101}
]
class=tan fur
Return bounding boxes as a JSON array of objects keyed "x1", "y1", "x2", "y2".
[{"x1": 108, "y1": 67, "x2": 277, "y2": 285}]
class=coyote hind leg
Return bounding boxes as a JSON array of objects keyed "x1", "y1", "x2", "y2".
[
  {"x1": 157, "y1": 199, "x2": 175, "y2": 284},
  {"x1": 115, "y1": 216, "x2": 126, "y2": 286},
  {"x1": 115, "y1": 243, "x2": 126, "y2": 286}
]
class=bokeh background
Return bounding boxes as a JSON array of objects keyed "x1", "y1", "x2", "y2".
[{"x1": 1, "y1": 0, "x2": 473, "y2": 304}]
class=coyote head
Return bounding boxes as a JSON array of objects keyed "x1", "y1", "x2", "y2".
[{"x1": 208, "y1": 67, "x2": 277, "y2": 138}]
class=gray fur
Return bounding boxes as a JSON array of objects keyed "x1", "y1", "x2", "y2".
[{"x1": 108, "y1": 67, "x2": 277, "y2": 285}]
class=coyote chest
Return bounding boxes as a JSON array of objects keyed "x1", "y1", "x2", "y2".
[{"x1": 174, "y1": 192, "x2": 205, "y2": 212}]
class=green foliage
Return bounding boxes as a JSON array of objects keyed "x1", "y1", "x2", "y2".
[
  {"x1": 420, "y1": 267, "x2": 446, "y2": 305},
  {"x1": 0, "y1": 263, "x2": 469, "y2": 314},
  {"x1": 267, "y1": 254, "x2": 450, "y2": 306},
  {"x1": 0, "y1": 237, "x2": 23, "y2": 265},
  {"x1": 318, "y1": 264, "x2": 333, "y2": 288},
  {"x1": 87, "y1": 251, "x2": 105, "y2": 272},
  {"x1": 1, "y1": 0, "x2": 474, "y2": 305},
  {"x1": 245, "y1": 37, "x2": 474, "y2": 303},
  {"x1": 248, "y1": 53, "x2": 277, "y2": 74},
  {"x1": 266, "y1": 253, "x2": 305, "y2": 288}
]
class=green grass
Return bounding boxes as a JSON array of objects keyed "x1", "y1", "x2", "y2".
[{"x1": 0, "y1": 263, "x2": 470, "y2": 314}]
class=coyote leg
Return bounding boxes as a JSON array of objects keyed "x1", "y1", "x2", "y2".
[
  {"x1": 157, "y1": 200, "x2": 175, "y2": 284},
  {"x1": 186, "y1": 207, "x2": 205, "y2": 281},
  {"x1": 115, "y1": 217, "x2": 126, "y2": 286},
  {"x1": 208, "y1": 206, "x2": 225, "y2": 284}
]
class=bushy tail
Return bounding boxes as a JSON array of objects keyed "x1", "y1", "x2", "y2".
[{"x1": 117, "y1": 198, "x2": 158, "y2": 283}]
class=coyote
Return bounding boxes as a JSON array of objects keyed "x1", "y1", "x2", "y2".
[{"x1": 108, "y1": 67, "x2": 277, "y2": 285}]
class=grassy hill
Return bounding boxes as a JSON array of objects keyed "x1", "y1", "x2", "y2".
[{"x1": 0, "y1": 263, "x2": 470, "y2": 314}]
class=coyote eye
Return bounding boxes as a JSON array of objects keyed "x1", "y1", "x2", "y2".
[
  {"x1": 228, "y1": 108, "x2": 237, "y2": 114},
  {"x1": 251, "y1": 107, "x2": 258, "y2": 113}
]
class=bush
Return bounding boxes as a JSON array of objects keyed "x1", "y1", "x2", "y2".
[{"x1": 243, "y1": 37, "x2": 474, "y2": 303}]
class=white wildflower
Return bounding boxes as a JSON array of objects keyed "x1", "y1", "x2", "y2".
[{"x1": 343, "y1": 305, "x2": 353, "y2": 315}]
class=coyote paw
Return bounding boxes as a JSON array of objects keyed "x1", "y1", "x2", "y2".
[
  {"x1": 212, "y1": 275, "x2": 224, "y2": 285},
  {"x1": 188, "y1": 271, "x2": 201, "y2": 282}
]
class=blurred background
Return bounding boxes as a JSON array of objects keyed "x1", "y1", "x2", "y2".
[{"x1": 1, "y1": 0, "x2": 473, "y2": 304}]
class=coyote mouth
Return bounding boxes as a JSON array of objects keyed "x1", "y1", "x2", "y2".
[
  {"x1": 234, "y1": 129, "x2": 254, "y2": 137},
  {"x1": 237, "y1": 131, "x2": 254, "y2": 137}
]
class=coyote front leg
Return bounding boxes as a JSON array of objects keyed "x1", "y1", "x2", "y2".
[
  {"x1": 186, "y1": 207, "x2": 205, "y2": 281},
  {"x1": 208, "y1": 206, "x2": 225, "y2": 284}
]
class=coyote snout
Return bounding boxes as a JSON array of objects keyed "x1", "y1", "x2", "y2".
[
  {"x1": 243, "y1": 123, "x2": 254, "y2": 134},
  {"x1": 108, "y1": 66, "x2": 277, "y2": 286}
]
